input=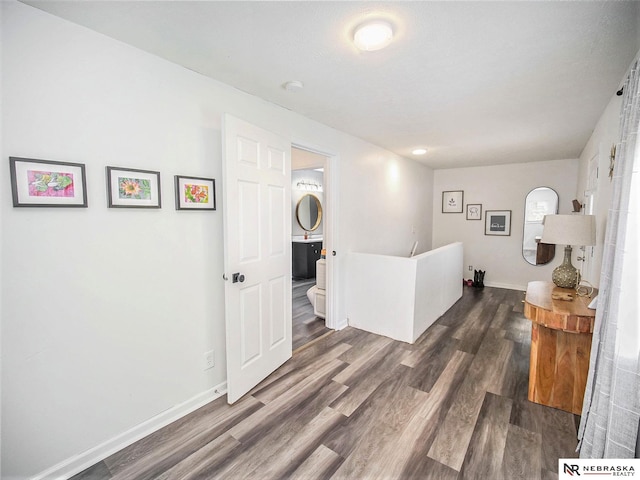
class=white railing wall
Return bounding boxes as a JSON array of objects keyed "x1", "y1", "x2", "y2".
[{"x1": 346, "y1": 242, "x2": 463, "y2": 343}]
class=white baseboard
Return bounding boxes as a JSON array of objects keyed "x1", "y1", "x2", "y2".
[
  {"x1": 483, "y1": 281, "x2": 526, "y2": 291},
  {"x1": 33, "y1": 382, "x2": 227, "y2": 480}
]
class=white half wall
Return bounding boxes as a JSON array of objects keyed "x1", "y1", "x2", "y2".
[
  {"x1": 413, "y1": 243, "x2": 463, "y2": 341},
  {"x1": 433, "y1": 159, "x2": 579, "y2": 291},
  {"x1": 0, "y1": 2, "x2": 435, "y2": 477},
  {"x1": 346, "y1": 253, "x2": 417, "y2": 342},
  {"x1": 346, "y1": 243, "x2": 463, "y2": 344}
]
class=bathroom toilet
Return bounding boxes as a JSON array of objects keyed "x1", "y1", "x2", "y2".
[
  {"x1": 306, "y1": 285, "x2": 326, "y2": 319},
  {"x1": 306, "y1": 258, "x2": 326, "y2": 319},
  {"x1": 306, "y1": 285, "x2": 318, "y2": 308}
]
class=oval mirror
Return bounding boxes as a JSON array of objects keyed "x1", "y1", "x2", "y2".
[
  {"x1": 523, "y1": 187, "x2": 559, "y2": 265},
  {"x1": 296, "y1": 194, "x2": 322, "y2": 231}
]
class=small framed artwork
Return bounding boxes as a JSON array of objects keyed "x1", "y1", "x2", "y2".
[
  {"x1": 485, "y1": 210, "x2": 512, "y2": 236},
  {"x1": 466, "y1": 204, "x2": 482, "y2": 220},
  {"x1": 106, "y1": 166, "x2": 161, "y2": 208},
  {"x1": 9, "y1": 156, "x2": 88, "y2": 207},
  {"x1": 174, "y1": 175, "x2": 216, "y2": 211},
  {"x1": 442, "y1": 190, "x2": 464, "y2": 213}
]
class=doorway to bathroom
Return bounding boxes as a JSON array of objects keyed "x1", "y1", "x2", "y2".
[{"x1": 291, "y1": 146, "x2": 331, "y2": 350}]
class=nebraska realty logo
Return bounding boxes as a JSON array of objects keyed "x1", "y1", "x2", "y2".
[{"x1": 560, "y1": 459, "x2": 640, "y2": 478}]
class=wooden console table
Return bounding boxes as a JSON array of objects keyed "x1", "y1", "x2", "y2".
[{"x1": 524, "y1": 281, "x2": 597, "y2": 414}]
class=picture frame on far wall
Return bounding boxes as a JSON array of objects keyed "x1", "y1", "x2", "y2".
[
  {"x1": 174, "y1": 175, "x2": 216, "y2": 211},
  {"x1": 442, "y1": 190, "x2": 464, "y2": 213},
  {"x1": 106, "y1": 166, "x2": 161, "y2": 208},
  {"x1": 485, "y1": 210, "x2": 512, "y2": 236},
  {"x1": 466, "y1": 204, "x2": 482, "y2": 220},
  {"x1": 9, "y1": 156, "x2": 88, "y2": 207}
]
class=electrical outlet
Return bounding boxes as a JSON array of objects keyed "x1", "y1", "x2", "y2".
[
  {"x1": 204, "y1": 350, "x2": 215, "y2": 370},
  {"x1": 469, "y1": 265, "x2": 473, "y2": 271}
]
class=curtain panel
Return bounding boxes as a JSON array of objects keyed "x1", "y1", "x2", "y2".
[{"x1": 578, "y1": 61, "x2": 640, "y2": 458}]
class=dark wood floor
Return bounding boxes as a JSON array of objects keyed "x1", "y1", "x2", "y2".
[
  {"x1": 73, "y1": 286, "x2": 578, "y2": 480},
  {"x1": 292, "y1": 278, "x2": 331, "y2": 351}
]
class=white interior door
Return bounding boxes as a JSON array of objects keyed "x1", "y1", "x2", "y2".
[{"x1": 222, "y1": 114, "x2": 292, "y2": 404}]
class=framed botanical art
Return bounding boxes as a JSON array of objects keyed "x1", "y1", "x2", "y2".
[
  {"x1": 442, "y1": 190, "x2": 464, "y2": 213},
  {"x1": 9, "y1": 156, "x2": 88, "y2": 207},
  {"x1": 485, "y1": 210, "x2": 512, "y2": 236},
  {"x1": 174, "y1": 175, "x2": 216, "y2": 210},
  {"x1": 106, "y1": 166, "x2": 161, "y2": 208},
  {"x1": 466, "y1": 204, "x2": 482, "y2": 220}
]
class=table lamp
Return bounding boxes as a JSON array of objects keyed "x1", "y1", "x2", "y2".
[{"x1": 540, "y1": 214, "x2": 596, "y2": 289}]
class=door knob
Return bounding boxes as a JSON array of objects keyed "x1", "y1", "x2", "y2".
[{"x1": 232, "y1": 272, "x2": 245, "y2": 283}]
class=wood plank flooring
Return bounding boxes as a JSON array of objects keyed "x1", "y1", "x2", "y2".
[
  {"x1": 73, "y1": 286, "x2": 579, "y2": 480},
  {"x1": 292, "y1": 278, "x2": 331, "y2": 351}
]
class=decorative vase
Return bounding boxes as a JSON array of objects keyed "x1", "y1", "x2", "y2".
[{"x1": 552, "y1": 245, "x2": 578, "y2": 288}]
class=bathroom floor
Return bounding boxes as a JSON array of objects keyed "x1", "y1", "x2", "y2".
[{"x1": 292, "y1": 277, "x2": 331, "y2": 351}]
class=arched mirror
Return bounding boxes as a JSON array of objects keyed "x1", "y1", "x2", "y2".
[
  {"x1": 296, "y1": 194, "x2": 322, "y2": 231},
  {"x1": 523, "y1": 187, "x2": 559, "y2": 265}
]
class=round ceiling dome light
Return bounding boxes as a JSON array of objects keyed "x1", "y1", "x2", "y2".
[
  {"x1": 412, "y1": 148, "x2": 428, "y2": 155},
  {"x1": 353, "y1": 20, "x2": 393, "y2": 51}
]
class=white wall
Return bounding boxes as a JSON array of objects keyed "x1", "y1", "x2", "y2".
[
  {"x1": 1, "y1": 4, "x2": 226, "y2": 477},
  {"x1": 575, "y1": 44, "x2": 640, "y2": 288},
  {"x1": 341, "y1": 150, "x2": 434, "y2": 257},
  {"x1": 433, "y1": 159, "x2": 579, "y2": 290},
  {"x1": 575, "y1": 93, "x2": 623, "y2": 287},
  {"x1": 0, "y1": 2, "x2": 434, "y2": 477}
]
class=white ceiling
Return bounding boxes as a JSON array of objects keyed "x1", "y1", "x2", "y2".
[{"x1": 22, "y1": 1, "x2": 640, "y2": 169}]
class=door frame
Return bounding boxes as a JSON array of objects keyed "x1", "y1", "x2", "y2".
[{"x1": 291, "y1": 141, "x2": 340, "y2": 330}]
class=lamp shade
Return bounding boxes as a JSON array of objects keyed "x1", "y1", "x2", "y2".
[{"x1": 540, "y1": 214, "x2": 596, "y2": 246}]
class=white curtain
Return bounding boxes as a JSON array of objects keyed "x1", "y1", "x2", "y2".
[{"x1": 578, "y1": 60, "x2": 640, "y2": 458}]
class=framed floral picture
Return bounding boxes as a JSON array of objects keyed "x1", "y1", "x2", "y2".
[
  {"x1": 106, "y1": 166, "x2": 161, "y2": 208},
  {"x1": 9, "y1": 156, "x2": 88, "y2": 207},
  {"x1": 174, "y1": 175, "x2": 216, "y2": 210},
  {"x1": 485, "y1": 210, "x2": 512, "y2": 236},
  {"x1": 442, "y1": 190, "x2": 464, "y2": 213},
  {"x1": 466, "y1": 204, "x2": 482, "y2": 220}
]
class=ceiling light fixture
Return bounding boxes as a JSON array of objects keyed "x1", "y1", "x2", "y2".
[
  {"x1": 412, "y1": 148, "x2": 427, "y2": 155},
  {"x1": 353, "y1": 20, "x2": 393, "y2": 51}
]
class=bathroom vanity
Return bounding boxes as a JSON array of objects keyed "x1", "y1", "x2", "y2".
[{"x1": 292, "y1": 238, "x2": 323, "y2": 279}]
